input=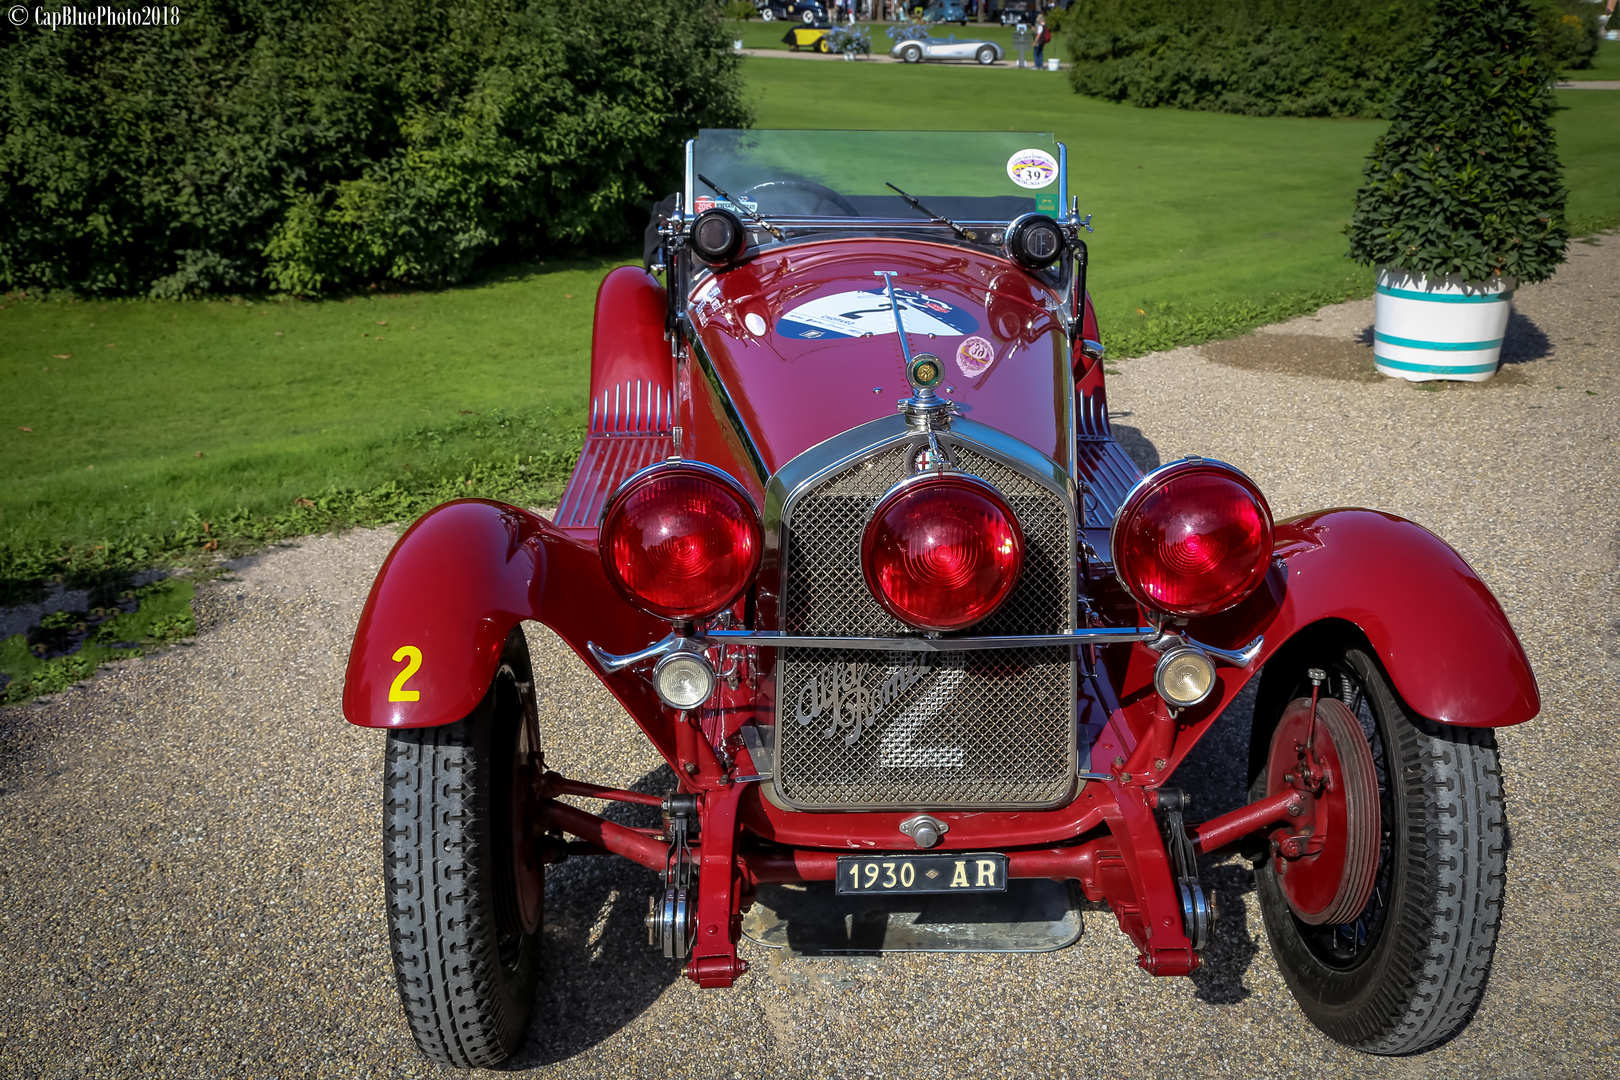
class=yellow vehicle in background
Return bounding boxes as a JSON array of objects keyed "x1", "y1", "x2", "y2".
[{"x1": 782, "y1": 22, "x2": 834, "y2": 51}]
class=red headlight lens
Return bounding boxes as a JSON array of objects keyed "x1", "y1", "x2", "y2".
[
  {"x1": 1111, "y1": 460, "x2": 1273, "y2": 617},
  {"x1": 601, "y1": 466, "x2": 762, "y2": 621},
  {"x1": 861, "y1": 474, "x2": 1024, "y2": 632}
]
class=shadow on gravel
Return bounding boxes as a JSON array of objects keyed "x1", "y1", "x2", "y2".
[
  {"x1": 1178, "y1": 682, "x2": 1263, "y2": 1005},
  {"x1": 1203, "y1": 317, "x2": 1547, "y2": 386},
  {"x1": 1498, "y1": 310, "x2": 1553, "y2": 366},
  {"x1": 1109, "y1": 421, "x2": 1160, "y2": 473},
  {"x1": 509, "y1": 764, "x2": 680, "y2": 1069},
  {"x1": 1203, "y1": 333, "x2": 1382, "y2": 382}
]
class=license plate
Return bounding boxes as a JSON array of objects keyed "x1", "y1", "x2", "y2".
[{"x1": 835, "y1": 853, "x2": 1008, "y2": 895}]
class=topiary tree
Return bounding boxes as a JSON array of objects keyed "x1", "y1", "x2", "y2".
[{"x1": 1346, "y1": 0, "x2": 1568, "y2": 285}]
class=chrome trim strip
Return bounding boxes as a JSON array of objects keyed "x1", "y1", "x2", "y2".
[
  {"x1": 685, "y1": 334, "x2": 770, "y2": 487},
  {"x1": 767, "y1": 415, "x2": 1076, "y2": 545},
  {"x1": 1058, "y1": 142, "x2": 1069, "y2": 219},
  {"x1": 587, "y1": 637, "x2": 680, "y2": 673},
  {"x1": 1191, "y1": 634, "x2": 1263, "y2": 667},
  {"x1": 683, "y1": 139, "x2": 694, "y2": 215},
  {"x1": 1063, "y1": 320, "x2": 1080, "y2": 526},
  {"x1": 875, "y1": 270, "x2": 915, "y2": 367},
  {"x1": 699, "y1": 628, "x2": 1156, "y2": 652},
  {"x1": 1146, "y1": 628, "x2": 1265, "y2": 668},
  {"x1": 587, "y1": 632, "x2": 720, "y2": 675}
]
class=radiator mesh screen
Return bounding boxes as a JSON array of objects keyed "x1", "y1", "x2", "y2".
[{"x1": 775, "y1": 437, "x2": 1076, "y2": 809}]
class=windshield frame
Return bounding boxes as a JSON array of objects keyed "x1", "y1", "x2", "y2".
[
  {"x1": 681, "y1": 130, "x2": 1073, "y2": 236},
  {"x1": 658, "y1": 130, "x2": 1092, "y2": 375}
]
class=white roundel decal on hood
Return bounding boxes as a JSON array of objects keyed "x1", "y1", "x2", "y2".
[
  {"x1": 777, "y1": 287, "x2": 979, "y2": 340},
  {"x1": 1006, "y1": 148, "x2": 1058, "y2": 190}
]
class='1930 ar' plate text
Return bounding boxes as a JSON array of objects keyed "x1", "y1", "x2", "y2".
[{"x1": 835, "y1": 853, "x2": 1008, "y2": 895}]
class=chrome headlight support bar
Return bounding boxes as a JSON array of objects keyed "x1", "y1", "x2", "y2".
[
  {"x1": 589, "y1": 627, "x2": 1156, "y2": 671},
  {"x1": 590, "y1": 626, "x2": 1263, "y2": 667},
  {"x1": 588, "y1": 627, "x2": 1262, "y2": 669},
  {"x1": 699, "y1": 627, "x2": 1157, "y2": 652}
]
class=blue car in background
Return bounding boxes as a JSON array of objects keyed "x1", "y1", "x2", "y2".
[
  {"x1": 758, "y1": 0, "x2": 827, "y2": 22},
  {"x1": 925, "y1": 0, "x2": 970, "y2": 24}
]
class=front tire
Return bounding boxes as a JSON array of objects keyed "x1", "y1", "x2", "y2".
[
  {"x1": 761, "y1": 7, "x2": 776, "y2": 20},
  {"x1": 901, "y1": 43, "x2": 923, "y2": 63},
  {"x1": 384, "y1": 627, "x2": 544, "y2": 1067},
  {"x1": 1251, "y1": 635, "x2": 1506, "y2": 1054},
  {"x1": 801, "y1": 8, "x2": 816, "y2": 22}
]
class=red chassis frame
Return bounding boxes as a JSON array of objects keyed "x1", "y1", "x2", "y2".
[{"x1": 344, "y1": 494, "x2": 1538, "y2": 986}]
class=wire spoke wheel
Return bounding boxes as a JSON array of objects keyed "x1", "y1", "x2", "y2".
[
  {"x1": 1251, "y1": 634, "x2": 1506, "y2": 1054},
  {"x1": 383, "y1": 627, "x2": 544, "y2": 1067}
]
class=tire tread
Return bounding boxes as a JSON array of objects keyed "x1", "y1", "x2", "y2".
[
  {"x1": 385, "y1": 701, "x2": 529, "y2": 1066},
  {"x1": 1254, "y1": 640, "x2": 1506, "y2": 1055}
]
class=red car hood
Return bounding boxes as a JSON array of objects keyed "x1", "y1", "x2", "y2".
[{"x1": 687, "y1": 238, "x2": 1069, "y2": 474}]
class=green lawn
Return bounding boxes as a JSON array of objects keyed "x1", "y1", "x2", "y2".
[
  {"x1": 1555, "y1": 89, "x2": 1620, "y2": 234},
  {"x1": 0, "y1": 261, "x2": 614, "y2": 571},
  {"x1": 748, "y1": 58, "x2": 1379, "y2": 329},
  {"x1": 2, "y1": 55, "x2": 1615, "y2": 595}
]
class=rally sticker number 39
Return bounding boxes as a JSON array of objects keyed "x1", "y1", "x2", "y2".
[{"x1": 835, "y1": 853, "x2": 1008, "y2": 894}]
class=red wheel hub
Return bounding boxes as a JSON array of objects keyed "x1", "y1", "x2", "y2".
[{"x1": 1265, "y1": 696, "x2": 1381, "y2": 926}]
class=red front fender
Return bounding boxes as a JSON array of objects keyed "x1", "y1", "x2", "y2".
[
  {"x1": 1191, "y1": 508, "x2": 1540, "y2": 728},
  {"x1": 342, "y1": 499, "x2": 667, "y2": 732}
]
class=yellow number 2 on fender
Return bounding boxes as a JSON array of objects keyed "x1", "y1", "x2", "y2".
[{"x1": 389, "y1": 645, "x2": 423, "y2": 702}]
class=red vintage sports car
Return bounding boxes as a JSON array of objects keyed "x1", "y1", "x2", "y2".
[{"x1": 342, "y1": 130, "x2": 1538, "y2": 1066}]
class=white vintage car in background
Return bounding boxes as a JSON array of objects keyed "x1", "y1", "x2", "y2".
[{"x1": 890, "y1": 33, "x2": 1003, "y2": 65}]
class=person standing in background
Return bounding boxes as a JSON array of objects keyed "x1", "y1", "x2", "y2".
[{"x1": 1033, "y1": 11, "x2": 1050, "y2": 69}]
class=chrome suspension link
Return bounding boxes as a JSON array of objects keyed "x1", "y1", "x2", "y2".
[
  {"x1": 645, "y1": 793, "x2": 698, "y2": 958},
  {"x1": 1157, "y1": 788, "x2": 1212, "y2": 952}
]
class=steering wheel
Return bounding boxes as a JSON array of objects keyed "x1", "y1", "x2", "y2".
[{"x1": 738, "y1": 179, "x2": 862, "y2": 217}]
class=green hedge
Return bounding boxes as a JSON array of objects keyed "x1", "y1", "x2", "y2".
[
  {"x1": 1059, "y1": 0, "x2": 1597, "y2": 118},
  {"x1": 0, "y1": 0, "x2": 747, "y2": 297}
]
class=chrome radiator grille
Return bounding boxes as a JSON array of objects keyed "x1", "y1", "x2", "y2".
[{"x1": 774, "y1": 437, "x2": 1077, "y2": 810}]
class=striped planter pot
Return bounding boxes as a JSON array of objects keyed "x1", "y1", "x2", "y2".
[{"x1": 1373, "y1": 269, "x2": 1515, "y2": 383}]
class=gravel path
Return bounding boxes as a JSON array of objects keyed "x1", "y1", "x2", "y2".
[{"x1": 2, "y1": 236, "x2": 1616, "y2": 1079}]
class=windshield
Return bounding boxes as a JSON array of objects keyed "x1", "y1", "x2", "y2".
[{"x1": 684, "y1": 129, "x2": 1068, "y2": 223}]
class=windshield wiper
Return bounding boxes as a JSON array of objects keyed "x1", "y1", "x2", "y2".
[
  {"x1": 885, "y1": 182, "x2": 976, "y2": 240},
  {"x1": 695, "y1": 173, "x2": 786, "y2": 242}
]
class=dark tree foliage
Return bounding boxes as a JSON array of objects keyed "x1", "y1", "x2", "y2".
[
  {"x1": 0, "y1": 0, "x2": 749, "y2": 297},
  {"x1": 1346, "y1": 0, "x2": 1568, "y2": 284},
  {"x1": 1537, "y1": 0, "x2": 1602, "y2": 70},
  {"x1": 1059, "y1": 0, "x2": 1595, "y2": 118}
]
